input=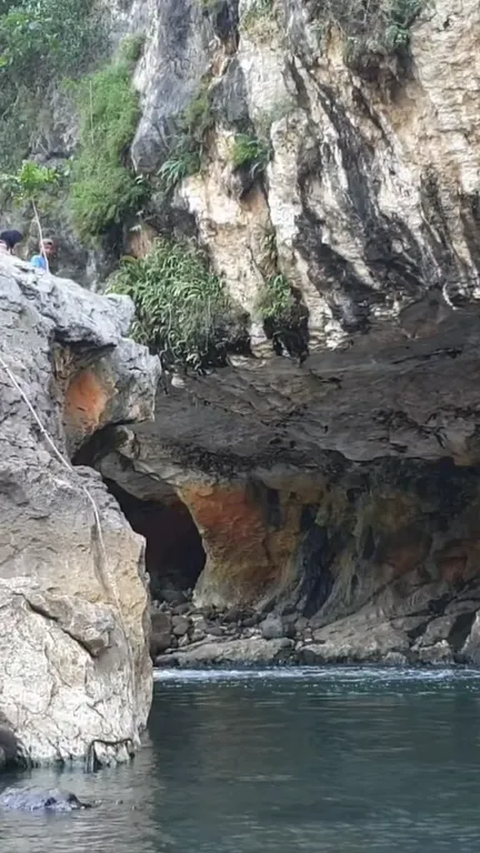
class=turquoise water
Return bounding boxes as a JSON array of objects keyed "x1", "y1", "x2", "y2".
[{"x1": 2, "y1": 667, "x2": 480, "y2": 851}]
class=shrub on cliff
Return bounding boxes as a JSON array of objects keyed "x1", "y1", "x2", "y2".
[
  {"x1": 69, "y1": 43, "x2": 147, "y2": 242},
  {"x1": 231, "y1": 133, "x2": 272, "y2": 179},
  {"x1": 157, "y1": 83, "x2": 215, "y2": 193},
  {"x1": 108, "y1": 237, "x2": 249, "y2": 372},
  {"x1": 255, "y1": 273, "x2": 309, "y2": 360},
  {"x1": 311, "y1": 0, "x2": 425, "y2": 68}
]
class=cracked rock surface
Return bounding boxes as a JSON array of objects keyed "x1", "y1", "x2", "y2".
[{"x1": 0, "y1": 256, "x2": 159, "y2": 765}]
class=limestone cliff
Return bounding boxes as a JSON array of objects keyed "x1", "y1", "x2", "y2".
[
  {"x1": 0, "y1": 255, "x2": 159, "y2": 764},
  {"x1": 7, "y1": 0, "x2": 480, "y2": 665}
]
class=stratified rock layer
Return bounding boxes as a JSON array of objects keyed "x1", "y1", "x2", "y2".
[{"x1": 0, "y1": 256, "x2": 159, "y2": 764}]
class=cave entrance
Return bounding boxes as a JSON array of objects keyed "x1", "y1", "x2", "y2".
[{"x1": 105, "y1": 480, "x2": 206, "y2": 603}]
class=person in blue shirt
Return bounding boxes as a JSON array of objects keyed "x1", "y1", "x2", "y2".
[{"x1": 30, "y1": 238, "x2": 55, "y2": 271}]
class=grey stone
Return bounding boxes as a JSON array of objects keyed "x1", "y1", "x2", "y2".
[
  {"x1": 167, "y1": 637, "x2": 294, "y2": 668},
  {"x1": 205, "y1": 624, "x2": 224, "y2": 637},
  {"x1": 172, "y1": 615, "x2": 190, "y2": 637},
  {"x1": 150, "y1": 613, "x2": 172, "y2": 658},
  {"x1": 416, "y1": 642, "x2": 455, "y2": 666},
  {"x1": 295, "y1": 617, "x2": 310, "y2": 634},
  {"x1": 191, "y1": 629, "x2": 206, "y2": 643},
  {"x1": 383, "y1": 652, "x2": 408, "y2": 666},
  {"x1": 0, "y1": 256, "x2": 159, "y2": 766},
  {"x1": 242, "y1": 615, "x2": 261, "y2": 629},
  {"x1": 260, "y1": 616, "x2": 285, "y2": 640},
  {"x1": 172, "y1": 602, "x2": 191, "y2": 616},
  {"x1": 151, "y1": 612, "x2": 173, "y2": 635}
]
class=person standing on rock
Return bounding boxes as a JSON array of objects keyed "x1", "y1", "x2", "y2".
[
  {"x1": 30, "y1": 237, "x2": 55, "y2": 271},
  {"x1": 0, "y1": 230, "x2": 23, "y2": 255}
]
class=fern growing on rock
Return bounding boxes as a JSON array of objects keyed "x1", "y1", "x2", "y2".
[
  {"x1": 108, "y1": 237, "x2": 249, "y2": 373},
  {"x1": 255, "y1": 273, "x2": 309, "y2": 360},
  {"x1": 231, "y1": 133, "x2": 272, "y2": 179}
]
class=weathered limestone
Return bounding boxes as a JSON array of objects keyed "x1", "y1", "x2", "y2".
[
  {"x1": 15, "y1": 1, "x2": 480, "y2": 664},
  {"x1": 0, "y1": 256, "x2": 159, "y2": 764}
]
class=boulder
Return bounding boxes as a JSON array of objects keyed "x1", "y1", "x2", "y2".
[
  {"x1": 0, "y1": 257, "x2": 159, "y2": 765},
  {"x1": 260, "y1": 616, "x2": 285, "y2": 641},
  {"x1": 172, "y1": 615, "x2": 190, "y2": 637},
  {"x1": 416, "y1": 642, "x2": 455, "y2": 666},
  {"x1": 150, "y1": 612, "x2": 173, "y2": 658}
]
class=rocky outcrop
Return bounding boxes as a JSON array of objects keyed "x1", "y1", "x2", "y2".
[
  {"x1": 81, "y1": 0, "x2": 480, "y2": 665},
  {"x1": 0, "y1": 255, "x2": 159, "y2": 764},
  {"x1": 7, "y1": 0, "x2": 480, "y2": 666}
]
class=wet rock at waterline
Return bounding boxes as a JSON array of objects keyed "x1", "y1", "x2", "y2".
[
  {"x1": 0, "y1": 725, "x2": 21, "y2": 770},
  {"x1": 164, "y1": 637, "x2": 295, "y2": 668},
  {"x1": 0, "y1": 788, "x2": 92, "y2": 813},
  {"x1": 0, "y1": 256, "x2": 159, "y2": 765}
]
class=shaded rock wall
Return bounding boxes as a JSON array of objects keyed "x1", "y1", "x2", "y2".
[
  {"x1": 97, "y1": 424, "x2": 480, "y2": 663},
  {"x1": 106, "y1": 480, "x2": 206, "y2": 600}
]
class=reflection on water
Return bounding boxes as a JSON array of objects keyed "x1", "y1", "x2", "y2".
[{"x1": 2, "y1": 667, "x2": 480, "y2": 852}]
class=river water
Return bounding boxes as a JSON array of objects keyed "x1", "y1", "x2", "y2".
[{"x1": 2, "y1": 666, "x2": 480, "y2": 851}]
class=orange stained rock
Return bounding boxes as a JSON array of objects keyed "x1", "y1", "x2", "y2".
[
  {"x1": 64, "y1": 367, "x2": 113, "y2": 438},
  {"x1": 180, "y1": 483, "x2": 305, "y2": 604}
]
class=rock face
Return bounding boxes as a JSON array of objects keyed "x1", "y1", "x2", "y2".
[
  {"x1": 8, "y1": 1, "x2": 480, "y2": 665},
  {"x1": 87, "y1": 0, "x2": 480, "y2": 664},
  {"x1": 0, "y1": 255, "x2": 159, "y2": 764}
]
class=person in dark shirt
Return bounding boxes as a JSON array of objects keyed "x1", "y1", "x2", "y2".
[{"x1": 0, "y1": 230, "x2": 23, "y2": 255}]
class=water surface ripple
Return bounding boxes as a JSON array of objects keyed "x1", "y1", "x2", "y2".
[{"x1": 2, "y1": 666, "x2": 480, "y2": 852}]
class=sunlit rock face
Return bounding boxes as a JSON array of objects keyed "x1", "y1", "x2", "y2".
[{"x1": 0, "y1": 256, "x2": 159, "y2": 764}]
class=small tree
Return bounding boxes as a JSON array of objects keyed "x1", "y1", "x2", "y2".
[{"x1": 0, "y1": 160, "x2": 60, "y2": 271}]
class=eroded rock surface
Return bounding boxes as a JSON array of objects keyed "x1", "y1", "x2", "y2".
[
  {"x1": 0, "y1": 256, "x2": 159, "y2": 764},
  {"x1": 91, "y1": 0, "x2": 480, "y2": 664}
]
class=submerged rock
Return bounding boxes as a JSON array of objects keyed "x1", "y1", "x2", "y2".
[{"x1": 0, "y1": 788, "x2": 91, "y2": 812}]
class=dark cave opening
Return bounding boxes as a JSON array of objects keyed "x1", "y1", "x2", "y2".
[{"x1": 105, "y1": 479, "x2": 206, "y2": 603}]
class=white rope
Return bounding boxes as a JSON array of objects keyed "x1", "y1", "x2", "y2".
[
  {"x1": 0, "y1": 353, "x2": 103, "y2": 549},
  {"x1": 0, "y1": 353, "x2": 140, "y2": 745}
]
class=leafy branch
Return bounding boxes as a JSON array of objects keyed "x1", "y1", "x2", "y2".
[{"x1": 0, "y1": 160, "x2": 60, "y2": 270}]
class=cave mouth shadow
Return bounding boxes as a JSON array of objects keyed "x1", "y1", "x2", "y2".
[{"x1": 104, "y1": 479, "x2": 206, "y2": 603}]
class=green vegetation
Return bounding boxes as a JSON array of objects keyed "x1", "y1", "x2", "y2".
[
  {"x1": 256, "y1": 273, "x2": 298, "y2": 327},
  {"x1": 0, "y1": 0, "x2": 104, "y2": 170},
  {"x1": 69, "y1": 47, "x2": 146, "y2": 242},
  {"x1": 108, "y1": 237, "x2": 249, "y2": 372},
  {"x1": 157, "y1": 85, "x2": 214, "y2": 193},
  {"x1": 240, "y1": 0, "x2": 278, "y2": 41},
  {"x1": 255, "y1": 273, "x2": 309, "y2": 359},
  {"x1": 311, "y1": 0, "x2": 425, "y2": 65},
  {"x1": 231, "y1": 133, "x2": 272, "y2": 179},
  {"x1": 0, "y1": 161, "x2": 60, "y2": 265}
]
